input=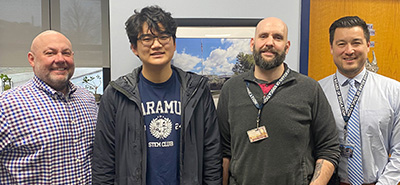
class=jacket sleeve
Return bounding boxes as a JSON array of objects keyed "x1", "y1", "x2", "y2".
[
  {"x1": 202, "y1": 84, "x2": 223, "y2": 185},
  {"x1": 92, "y1": 86, "x2": 116, "y2": 184},
  {"x1": 311, "y1": 83, "x2": 340, "y2": 167},
  {"x1": 217, "y1": 81, "x2": 231, "y2": 159}
]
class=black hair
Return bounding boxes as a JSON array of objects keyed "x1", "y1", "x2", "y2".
[
  {"x1": 125, "y1": 5, "x2": 177, "y2": 48},
  {"x1": 329, "y1": 16, "x2": 369, "y2": 45}
]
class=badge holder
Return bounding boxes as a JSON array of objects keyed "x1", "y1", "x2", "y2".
[
  {"x1": 247, "y1": 126, "x2": 268, "y2": 143},
  {"x1": 340, "y1": 143, "x2": 354, "y2": 158}
]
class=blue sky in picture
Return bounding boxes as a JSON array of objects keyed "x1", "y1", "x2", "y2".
[{"x1": 172, "y1": 38, "x2": 251, "y2": 76}]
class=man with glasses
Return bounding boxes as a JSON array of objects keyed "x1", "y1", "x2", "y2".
[{"x1": 92, "y1": 6, "x2": 222, "y2": 185}]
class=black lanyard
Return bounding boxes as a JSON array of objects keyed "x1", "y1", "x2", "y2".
[
  {"x1": 333, "y1": 71, "x2": 368, "y2": 141},
  {"x1": 246, "y1": 68, "x2": 290, "y2": 128}
]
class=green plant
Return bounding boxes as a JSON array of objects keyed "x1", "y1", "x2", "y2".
[
  {"x1": 82, "y1": 74, "x2": 101, "y2": 94},
  {"x1": 0, "y1": 74, "x2": 12, "y2": 91}
]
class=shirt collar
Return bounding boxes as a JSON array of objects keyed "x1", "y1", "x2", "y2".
[
  {"x1": 244, "y1": 63, "x2": 290, "y2": 83},
  {"x1": 32, "y1": 75, "x2": 77, "y2": 100},
  {"x1": 336, "y1": 67, "x2": 366, "y2": 86}
]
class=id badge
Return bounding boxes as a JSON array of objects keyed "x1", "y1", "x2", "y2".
[
  {"x1": 247, "y1": 126, "x2": 268, "y2": 143},
  {"x1": 339, "y1": 144, "x2": 354, "y2": 158}
]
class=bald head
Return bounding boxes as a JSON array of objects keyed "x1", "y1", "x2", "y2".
[
  {"x1": 255, "y1": 17, "x2": 288, "y2": 39},
  {"x1": 30, "y1": 30, "x2": 72, "y2": 54},
  {"x1": 28, "y1": 30, "x2": 75, "y2": 94}
]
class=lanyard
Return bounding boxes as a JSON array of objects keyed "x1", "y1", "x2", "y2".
[
  {"x1": 333, "y1": 71, "x2": 368, "y2": 141},
  {"x1": 246, "y1": 68, "x2": 290, "y2": 128}
]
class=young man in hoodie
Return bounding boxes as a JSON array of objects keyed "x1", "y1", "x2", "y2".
[{"x1": 92, "y1": 5, "x2": 222, "y2": 185}]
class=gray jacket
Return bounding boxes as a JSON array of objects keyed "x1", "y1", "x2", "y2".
[{"x1": 92, "y1": 66, "x2": 222, "y2": 185}]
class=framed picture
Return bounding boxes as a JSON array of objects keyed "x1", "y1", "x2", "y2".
[{"x1": 172, "y1": 18, "x2": 260, "y2": 105}]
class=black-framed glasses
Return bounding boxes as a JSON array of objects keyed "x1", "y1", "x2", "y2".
[{"x1": 137, "y1": 34, "x2": 172, "y2": 47}]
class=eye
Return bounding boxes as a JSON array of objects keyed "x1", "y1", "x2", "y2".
[
  {"x1": 337, "y1": 42, "x2": 346, "y2": 47},
  {"x1": 139, "y1": 34, "x2": 153, "y2": 41},
  {"x1": 274, "y1": 35, "x2": 283, "y2": 40},
  {"x1": 44, "y1": 51, "x2": 56, "y2": 55},
  {"x1": 159, "y1": 34, "x2": 170, "y2": 40},
  {"x1": 62, "y1": 51, "x2": 72, "y2": 56},
  {"x1": 259, "y1": 34, "x2": 268, "y2": 39},
  {"x1": 141, "y1": 36, "x2": 153, "y2": 42}
]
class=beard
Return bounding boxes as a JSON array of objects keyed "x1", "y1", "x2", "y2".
[{"x1": 253, "y1": 45, "x2": 287, "y2": 70}]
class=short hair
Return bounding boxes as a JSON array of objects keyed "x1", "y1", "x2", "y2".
[
  {"x1": 329, "y1": 16, "x2": 369, "y2": 45},
  {"x1": 125, "y1": 5, "x2": 177, "y2": 48}
]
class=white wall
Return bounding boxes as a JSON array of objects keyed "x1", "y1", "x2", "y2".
[{"x1": 110, "y1": 0, "x2": 301, "y2": 80}]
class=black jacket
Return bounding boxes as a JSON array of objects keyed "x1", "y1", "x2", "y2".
[{"x1": 92, "y1": 66, "x2": 222, "y2": 185}]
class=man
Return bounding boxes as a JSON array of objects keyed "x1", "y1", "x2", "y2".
[
  {"x1": 0, "y1": 30, "x2": 97, "y2": 184},
  {"x1": 217, "y1": 17, "x2": 340, "y2": 185},
  {"x1": 319, "y1": 16, "x2": 400, "y2": 185},
  {"x1": 92, "y1": 6, "x2": 222, "y2": 184}
]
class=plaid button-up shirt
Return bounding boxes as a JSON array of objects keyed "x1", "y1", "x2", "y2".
[{"x1": 0, "y1": 76, "x2": 97, "y2": 184}]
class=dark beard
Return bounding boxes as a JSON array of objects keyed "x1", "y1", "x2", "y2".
[{"x1": 253, "y1": 45, "x2": 286, "y2": 70}]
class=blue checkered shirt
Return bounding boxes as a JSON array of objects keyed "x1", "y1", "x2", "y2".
[{"x1": 0, "y1": 76, "x2": 97, "y2": 184}]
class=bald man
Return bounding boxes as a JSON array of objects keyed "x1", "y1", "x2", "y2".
[
  {"x1": 0, "y1": 30, "x2": 97, "y2": 184},
  {"x1": 217, "y1": 17, "x2": 340, "y2": 185}
]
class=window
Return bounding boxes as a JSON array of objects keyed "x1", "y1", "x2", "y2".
[{"x1": 0, "y1": 0, "x2": 109, "y2": 94}]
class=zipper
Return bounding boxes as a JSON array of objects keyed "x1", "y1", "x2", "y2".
[
  {"x1": 114, "y1": 76, "x2": 147, "y2": 184},
  {"x1": 187, "y1": 76, "x2": 204, "y2": 107},
  {"x1": 179, "y1": 76, "x2": 205, "y2": 184}
]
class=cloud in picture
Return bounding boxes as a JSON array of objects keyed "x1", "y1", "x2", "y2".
[
  {"x1": 173, "y1": 50, "x2": 202, "y2": 71},
  {"x1": 173, "y1": 38, "x2": 251, "y2": 76}
]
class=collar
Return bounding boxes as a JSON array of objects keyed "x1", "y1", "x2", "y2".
[
  {"x1": 243, "y1": 63, "x2": 289, "y2": 83},
  {"x1": 32, "y1": 75, "x2": 76, "y2": 100},
  {"x1": 244, "y1": 63, "x2": 291, "y2": 84},
  {"x1": 336, "y1": 67, "x2": 366, "y2": 87}
]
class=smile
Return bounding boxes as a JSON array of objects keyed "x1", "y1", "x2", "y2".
[
  {"x1": 260, "y1": 48, "x2": 277, "y2": 55},
  {"x1": 150, "y1": 52, "x2": 165, "y2": 56},
  {"x1": 343, "y1": 57, "x2": 356, "y2": 61},
  {"x1": 261, "y1": 51, "x2": 276, "y2": 57},
  {"x1": 53, "y1": 68, "x2": 67, "y2": 71}
]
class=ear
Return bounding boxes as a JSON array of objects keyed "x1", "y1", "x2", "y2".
[
  {"x1": 330, "y1": 44, "x2": 334, "y2": 55},
  {"x1": 27, "y1": 52, "x2": 35, "y2": 67},
  {"x1": 131, "y1": 44, "x2": 139, "y2": 56},
  {"x1": 250, "y1": 38, "x2": 255, "y2": 52},
  {"x1": 285, "y1": 40, "x2": 291, "y2": 54},
  {"x1": 367, "y1": 41, "x2": 370, "y2": 52}
]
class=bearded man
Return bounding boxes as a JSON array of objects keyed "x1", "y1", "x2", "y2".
[{"x1": 217, "y1": 17, "x2": 340, "y2": 185}]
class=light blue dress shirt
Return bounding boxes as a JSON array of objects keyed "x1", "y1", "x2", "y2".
[{"x1": 319, "y1": 68, "x2": 400, "y2": 185}]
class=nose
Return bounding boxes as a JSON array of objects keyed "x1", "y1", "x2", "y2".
[
  {"x1": 263, "y1": 36, "x2": 274, "y2": 47},
  {"x1": 54, "y1": 52, "x2": 66, "y2": 63},
  {"x1": 344, "y1": 44, "x2": 355, "y2": 55},
  {"x1": 151, "y1": 37, "x2": 163, "y2": 48}
]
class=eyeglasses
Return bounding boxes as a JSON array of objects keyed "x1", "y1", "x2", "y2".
[{"x1": 137, "y1": 34, "x2": 172, "y2": 47}]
